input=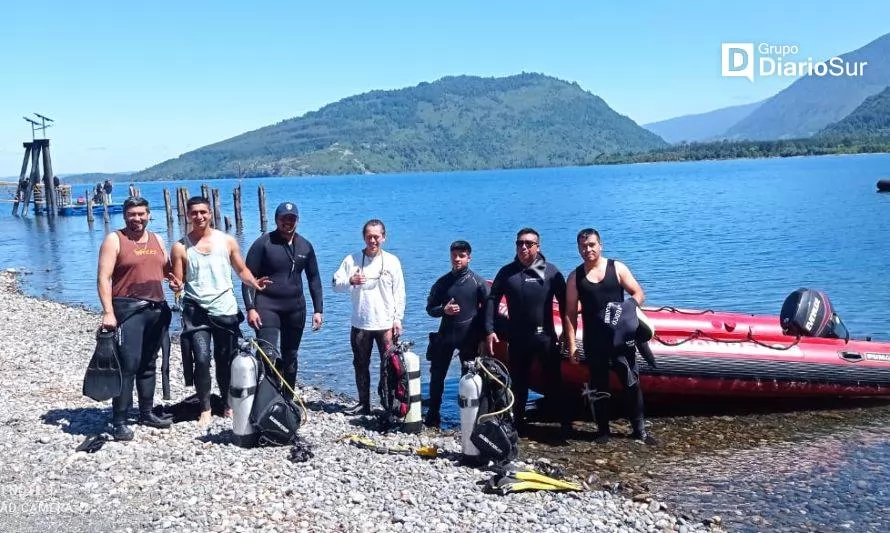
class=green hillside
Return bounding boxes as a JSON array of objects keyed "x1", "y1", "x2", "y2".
[
  {"x1": 134, "y1": 73, "x2": 667, "y2": 180},
  {"x1": 819, "y1": 86, "x2": 890, "y2": 138}
]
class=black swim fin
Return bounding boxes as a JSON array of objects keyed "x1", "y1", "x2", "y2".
[
  {"x1": 82, "y1": 328, "x2": 122, "y2": 402},
  {"x1": 76, "y1": 434, "x2": 109, "y2": 453},
  {"x1": 635, "y1": 308, "x2": 657, "y2": 368},
  {"x1": 637, "y1": 339, "x2": 657, "y2": 368}
]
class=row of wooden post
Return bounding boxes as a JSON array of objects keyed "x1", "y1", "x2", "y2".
[
  {"x1": 85, "y1": 188, "x2": 110, "y2": 224},
  {"x1": 85, "y1": 183, "x2": 268, "y2": 234},
  {"x1": 158, "y1": 184, "x2": 266, "y2": 234}
]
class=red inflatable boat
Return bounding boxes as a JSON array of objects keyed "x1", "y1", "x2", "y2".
[{"x1": 491, "y1": 296, "x2": 890, "y2": 402}]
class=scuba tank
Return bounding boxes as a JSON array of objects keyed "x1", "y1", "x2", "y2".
[
  {"x1": 402, "y1": 343, "x2": 423, "y2": 434},
  {"x1": 229, "y1": 341, "x2": 260, "y2": 448},
  {"x1": 461, "y1": 357, "x2": 519, "y2": 465},
  {"x1": 379, "y1": 339, "x2": 423, "y2": 433},
  {"x1": 458, "y1": 360, "x2": 483, "y2": 460}
]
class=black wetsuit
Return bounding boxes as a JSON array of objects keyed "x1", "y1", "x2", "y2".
[
  {"x1": 180, "y1": 299, "x2": 241, "y2": 412},
  {"x1": 576, "y1": 259, "x2": 646, "y2": 436},
  {"x1": 484, "y1": 254, "x2": 569, "y2": 425},
  {"x1": 242, "y1": 231, "x2": 323, "y2": 392},
  {"x1": 425, "y1": 267, "x2": 490, "y2": 417},
  {"x1": 111, "y1": 298, "x2": 171, "y2": 425}
]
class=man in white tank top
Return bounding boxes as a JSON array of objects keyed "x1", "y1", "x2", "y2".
[{"x1": 171, "y1": 196, "x2": 271, "y2": 427}]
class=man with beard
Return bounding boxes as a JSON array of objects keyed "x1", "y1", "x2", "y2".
[
  {"x1": 243, "y1": 202, "x2": 324, "y2": 397},
  {"x1": 564, "y1": 228, "x2": 655, "y2": 445},
  {"x1": 424, "y1": 240, "x2": 489, "y2": 428},
  {"x1": 171, "y1": 196, "x2": 270, "y2": 427},
  {"x1": 97, "y1": 196, "x2": 180, "y2": 440},
  {"x1": 332, "y1": 219, "x2": 406, "y2": 416},
  {"x1": 485, "y1": 228, "x2": 572, "y2": 438}
]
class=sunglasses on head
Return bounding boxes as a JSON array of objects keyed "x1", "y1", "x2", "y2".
[{"x1": 515, "y1": 239, "x2": 539, "y2": 248}]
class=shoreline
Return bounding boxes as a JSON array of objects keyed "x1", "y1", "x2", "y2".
[{"x1": 0, "y1": 271, "x2": 717, "y2": 533}]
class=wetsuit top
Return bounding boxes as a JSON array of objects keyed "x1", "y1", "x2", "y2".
[
  {"x1": 111, "y1": 230, "x2": 166, "y2": 301},
  {"x1": 426, "y1": 267, "x2": 490, "y2": 345},
  {"x1": 181, "y1": 230, "x2": 238, "y2": 317},
  {"x1": 484, "y1": 253, "x2": 566, "y2": 341},
  {"x1": 576, "y1": 259, "x2": 625, "y2": 343},
  {"x1": 242, "y1": 231, "x2": 323, "y2": 314}
]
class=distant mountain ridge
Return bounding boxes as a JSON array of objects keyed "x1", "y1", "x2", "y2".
[
  {"x1": 134, "y1": 73, "x2": 667, "y2": 180},
  {"x1": 723, "y1": 33, "x2": 890, "y2": 140},
  {"x1": 643, "y1": 101, "x2": 763, "y2": 143},
  {"x1": 644, "y1": 33, "x2": 890, "y2": 143}
]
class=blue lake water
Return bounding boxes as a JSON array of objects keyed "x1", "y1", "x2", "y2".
[{"x1": 3, "y1": 154, "x2": 890, "y2": 423}]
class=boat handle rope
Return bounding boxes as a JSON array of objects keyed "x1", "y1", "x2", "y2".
[
  {"x1": 653, "y1": 329, "x2": 802, "y2": 351},
  {"x1": 648, "y1": 306, "x2": 716, "y2": 315}
]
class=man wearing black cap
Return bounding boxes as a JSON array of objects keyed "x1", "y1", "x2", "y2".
[
  {"x1": 243, "y1": 202, "x2": 324, "y2": 396},
  {"x1": 424, "y1": 240, "x2": 489, "y2": 428}
]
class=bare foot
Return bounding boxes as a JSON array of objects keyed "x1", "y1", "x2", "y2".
[
  {"x1": 198, "y1": 410, "x2": 212, "y2": 428},
  {"x1": 224, "y1": 407, "x2": 233, "y2": 418}
]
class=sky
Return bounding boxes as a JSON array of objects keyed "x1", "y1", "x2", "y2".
[{"x1": 1, "y1": 1, "x2": 889, "y2": 174}]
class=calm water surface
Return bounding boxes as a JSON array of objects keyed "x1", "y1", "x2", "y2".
[{"x1": 3, "y1": 154, "x2": 890, "y2": 530}]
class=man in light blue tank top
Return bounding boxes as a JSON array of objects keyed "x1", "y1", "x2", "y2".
[{"x1": 171, "y1": 196, "x2": 271, "y2": 427}]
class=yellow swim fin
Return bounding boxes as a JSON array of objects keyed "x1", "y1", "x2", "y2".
[
  {"x1": 485, "y1": 475, "x2": 561, "y2": 495},
  {"x1": 509, "y1": 469, "x2": 583, "y2": 491},
  {"x1": 484, "y1": 471, "x2": 583, "y2": 495}
]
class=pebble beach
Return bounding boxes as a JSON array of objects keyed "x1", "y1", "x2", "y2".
[{"x1": 0, "y1": 271, "x2": 718, "y2": 533}]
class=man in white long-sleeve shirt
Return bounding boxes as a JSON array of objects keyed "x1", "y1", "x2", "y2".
[{"x1": 332, "y1": 219, "x2": 406, "y2": 415}]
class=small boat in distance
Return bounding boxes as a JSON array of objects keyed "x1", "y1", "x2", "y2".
[{"x1": 32, "y1": 183, "x2": 123, "y2": 216}]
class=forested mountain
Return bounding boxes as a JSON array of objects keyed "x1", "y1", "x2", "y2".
[
  {"x1": 819, "y1": 86, "x2": 890, "y2": 138},
  {"x1": 134, "y1": 73, "x2": 667, "y2": 180}
]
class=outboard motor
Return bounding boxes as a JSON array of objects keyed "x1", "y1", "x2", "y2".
[
  {"x1": 780, "y1": 288, "x2": 845, "y2": 339},
  {"x1": 458, "y1": 360, "x2": 483, "y2": 461},
  {"x1": 379, "y1": 339, "x2": 422, "y2": 433},
  {"x1": 229, "y1": 341, "x2": 259, "y2": 447}
]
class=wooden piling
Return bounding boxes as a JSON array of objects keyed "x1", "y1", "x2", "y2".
[
  {"x1": 163, "y1": 188, "x2": 174, "y2": 227},
  {"x1": 102, "y1": 192, "x2": 110, "y2": 224},
  {"x1": 224, "y1": 216, "x2": 232, "y2": 232},
  {"x1": 233, "y1": 186, "x2": 243, "y2": 231},
  {"x1": 177, "y1": 187, "x2": 189, "y2": 219},
  {"x1": 201, "y1": 184, "x2": 210, "y2": 201},
  {"x1": 212, "y1": 189, "x2": 223, "y2": 228},
  {"x1": 258, "y1": 184, "x2": 267, "y2": 232},
  {"x1": 86, "y1": 189, "x2": 94, "y2": 224},
  {"x1": 174, "y1": 188, "x2": 183, "y2": 219},
  {"x1": 39, "y1": 140, "x2": 56, "y2": 216},
  {"x1": 24, "y1": 143, "x2": 41, "y2": 214},
  {"x1": 12, "y1": 143, "x2": 32, "y2": 215}
]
